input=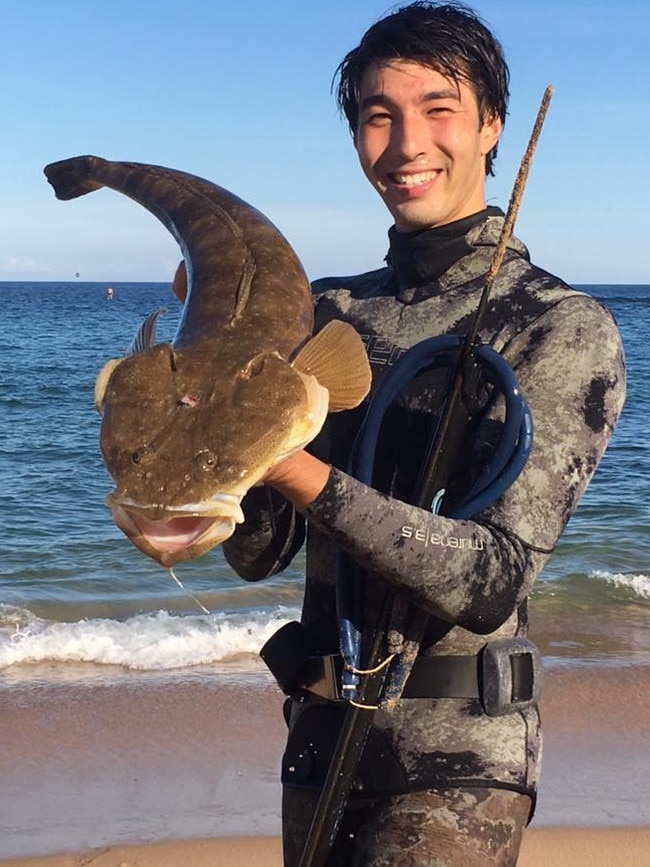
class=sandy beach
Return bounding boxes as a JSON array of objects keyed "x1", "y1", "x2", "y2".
[
  {"x1": 0, "y1": 664, "x2": 648, "y2": 865},
  {"x1": 3, "y1": 828, "x2": 650, "y2": 867}
]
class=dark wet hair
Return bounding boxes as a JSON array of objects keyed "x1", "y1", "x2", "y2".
[{"x1": 335, "y1": 1, "x2": 510, "y2": 175}]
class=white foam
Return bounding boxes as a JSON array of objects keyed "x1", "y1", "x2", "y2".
[
  {"x1": 591, "y1": 570, "x2": 650, "y2": 600},
  {"x1": 0, "y1": 606, "x2": 300, "y2": 671}
]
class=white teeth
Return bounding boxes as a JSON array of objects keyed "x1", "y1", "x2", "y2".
[{"x1": 392, "y1": 170, "x2": 440, "y2": 186}]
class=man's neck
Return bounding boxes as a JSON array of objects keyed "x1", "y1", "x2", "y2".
[{"x1": 387, "y1": 207, "x2": 503, "y2": 289}]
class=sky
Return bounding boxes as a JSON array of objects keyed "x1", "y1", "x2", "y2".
[{"x1": 1, "y1": 0, "x2": 648, "y2": 285}]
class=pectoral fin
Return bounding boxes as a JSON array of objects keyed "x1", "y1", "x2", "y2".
[
  {"x1": 94, "y1": 358, "x2": 122, "y2": 413},
  {"x1": 292, "y1": 320, "x2": 371, "y2": 411}
]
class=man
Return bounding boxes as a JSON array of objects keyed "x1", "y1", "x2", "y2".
[{"x1": 223, "y1": 3, "x2": 626, "y2": 864}]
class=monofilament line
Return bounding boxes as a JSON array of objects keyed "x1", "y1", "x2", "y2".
[{"x1": 169, "y1": 567, "x2": 211, "y2": 615}]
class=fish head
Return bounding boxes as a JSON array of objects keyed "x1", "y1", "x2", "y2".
[{"x1": 98, "y1": 339, "x2": 329, "y2": 566}]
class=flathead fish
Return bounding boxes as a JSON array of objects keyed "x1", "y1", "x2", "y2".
[{"x1": 44, "y1": 156, "x2": 371, "y2": 566}]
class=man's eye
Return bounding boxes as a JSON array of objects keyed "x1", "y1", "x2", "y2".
[
  {"x1": 427, "y1": 105, "x2": 455, "y2": 117},
  {"x1": 363, "y1": 111, "x2": 391, "y2": 125}
]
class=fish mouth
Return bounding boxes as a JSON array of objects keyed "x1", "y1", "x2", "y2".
[{"x1": 107, "y1": 493, "x2": 245, "y2": 567}]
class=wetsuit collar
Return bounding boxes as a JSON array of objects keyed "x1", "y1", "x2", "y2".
[{"x1": 387, "y1": 206, "x2": 504, "y2": 298}]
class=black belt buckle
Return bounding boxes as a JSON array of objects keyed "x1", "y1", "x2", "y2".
[
  {"x1": 300, "y1": 655, "x2": 342, "y2": 700},
  {"x1": 259, "y1": 621, "x2": 312, "y2": 694},
  {"x1": 260, "y1": 622, "x2": 344, "y2": 700},
  {"x1": 480, "y1": 638, "x2": 542, "y2": 716}
]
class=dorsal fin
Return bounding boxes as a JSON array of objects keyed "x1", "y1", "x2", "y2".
[
  {"x1": 127, "y1": 307, "x2": 166, "y2": 356},
  {"x1": 292, "y1": 320, "x2": 371, "y2": 412}
]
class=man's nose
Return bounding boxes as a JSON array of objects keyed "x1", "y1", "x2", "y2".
[{"x1": 391, "y1": 112, "x2": 428, "y2": 161}]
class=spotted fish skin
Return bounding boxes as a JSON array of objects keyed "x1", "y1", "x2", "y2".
[{"x1": 44, "y1": 156, "x2": 370, "y2": 565}]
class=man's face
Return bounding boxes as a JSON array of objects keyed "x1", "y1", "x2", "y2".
[{"x1": 354, "y1": 60, "x2": 502, "y2": 232}]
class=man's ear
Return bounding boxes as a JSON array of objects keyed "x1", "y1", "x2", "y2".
[{"x1": 480, "y1": 113, "x2": 503, "y2": 157}]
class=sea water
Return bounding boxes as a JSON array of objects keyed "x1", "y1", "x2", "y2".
[{"x1": 1, "y1": 282, "x2": 648, "y2": 680}]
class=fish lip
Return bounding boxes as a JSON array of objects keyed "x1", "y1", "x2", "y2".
[{"x1": 105, "y1": 490, "x2": 245, "y2": 522}]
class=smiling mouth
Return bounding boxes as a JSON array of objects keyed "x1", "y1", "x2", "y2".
[{"x1": 389, "y1": 170, "x2": 441, "y2": 187}]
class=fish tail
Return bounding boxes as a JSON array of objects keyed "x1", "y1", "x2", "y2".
[{"x1": 43, "y1": 155, "x2": 107, "y2": 200}]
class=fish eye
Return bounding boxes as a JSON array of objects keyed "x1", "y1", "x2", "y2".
[
  {"x1": 242, "y1": 354, "x2": 266, "y2": 379},
  {"x1": 195, "y1": 449, "x2": 218, "y2": 471},
  {"x1": 131, "y1": 444, "x2": 151, "y2": 465}
]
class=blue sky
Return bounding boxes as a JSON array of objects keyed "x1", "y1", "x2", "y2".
[{"x1": 1, "y1": 0, "x2": 648, "y2": 284}]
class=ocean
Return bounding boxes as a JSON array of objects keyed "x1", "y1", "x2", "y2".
[{"x1": 1, "y1": 281, "x2": 648, "y2": 683}]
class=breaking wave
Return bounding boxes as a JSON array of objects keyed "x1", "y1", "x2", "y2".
[
  {"x1": 0, "y1": 604, "x2": 299, "y2": 672},
  {"x1": 592, "y1": 569, "x2": 650, "y2": 601}
]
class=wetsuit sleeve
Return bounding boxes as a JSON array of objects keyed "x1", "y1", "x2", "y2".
[
  {"x1": 222, "y1": 486, "x2": 305, "y2": 581},
  {"x1": 302, "y1": 295, "x2": 626, "y2": 633}
]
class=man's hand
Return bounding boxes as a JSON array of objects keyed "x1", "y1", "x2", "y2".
[
  {"x1": 172, "y1": 261, "x2": 188, "y2": 302},
  {"x1": 261, "y1": 451, "x2": 331, "y2": 509}
]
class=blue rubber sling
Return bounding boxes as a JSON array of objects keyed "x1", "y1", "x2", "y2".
[{"x1": 337, "y1": 336, "x2": 533, "y2": 697}]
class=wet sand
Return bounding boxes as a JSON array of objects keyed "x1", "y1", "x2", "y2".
[
  {"x1": 2, "y1": 829, "x2": 650, "y2": 867},
  {"x1": 0, "y1": 664, "x2": 648, "y2": 864}
]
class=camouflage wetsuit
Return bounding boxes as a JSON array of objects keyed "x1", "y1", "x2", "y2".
[{"x1": 224, "y1": 208, "x2": 626, "y2": 865}]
